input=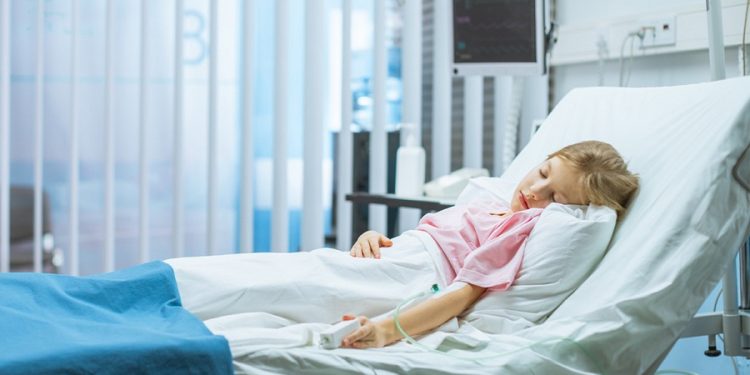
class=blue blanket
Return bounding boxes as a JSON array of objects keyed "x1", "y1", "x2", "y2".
[{"x1": 0, "y1": 261, "x2": 233, "y2": 374}]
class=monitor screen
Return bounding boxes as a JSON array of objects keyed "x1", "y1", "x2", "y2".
[{"x1": 452, "y1": 0, "x2": 545, "y2": 76}]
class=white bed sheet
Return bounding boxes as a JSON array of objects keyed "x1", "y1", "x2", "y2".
[{"x1": 228, "y1": 77, "x2": 750, "y2": 374}]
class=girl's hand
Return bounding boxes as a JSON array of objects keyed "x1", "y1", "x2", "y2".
[
  {"x1": 340, "y1": 314, "x2": 393, "y2": 349},
  {"x1": 350, "y1": 230, "x2": 392, "y2": 259}
]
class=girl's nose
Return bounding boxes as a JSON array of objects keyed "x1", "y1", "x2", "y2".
[{"x1": 527, "y1": 190, "x2": 550, "y2": 203}]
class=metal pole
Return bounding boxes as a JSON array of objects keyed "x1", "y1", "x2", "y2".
[
  {"x1": 706, "y1": 0, "x2": 726, "y2": 81},
  {"x1": 139, "y1": 0, "x2": 149, "y2": 264},
  {"x1": 336, "y1": 0, "x2": 353, "y2": 252},
  {"x1": 398, "y1": 0, "x2": 423, "y2": 234},
  {"x1": 104, "y1": 0, "x2": 115, "y2": 272},
  {"x1": 302, "y1": 0, "x2": 325, "y2": 251},
  {"x1": 240, "y1": 0, "x2": 255, "y2": 253},
  {"x1": 743, "y1": 240, "x2": 750, "y2": 352},
  {"x1": 402, "y1": 0, "x2": 422, "y2": 141},
  {"x1": 207, "y1": 0, "x2": 218, "y2": 255},
  {"x1": 34, "y1": 0, "x2": 45, "y2": 273},
  {"x1": 69, "y1": 0, "x2": 80, "y2": 275},
  {"x1": 741, "y1": 241, "x2": 749, "y2": 309},
  {"x1": 272, "y1": 0, "x2": 289, "y2": 252},
  {"x1": 432, "y1": 0, "x2": 451, "y2": 180},
  {"x1": 745, "y1": 240, "x2": 750, "y2": 310},
  {"x1": 723, "y1": 256, "x2": 741, "y2": 355},
  {"x1": 369, "y1": 0, "x2": 387, "y2": 234},
  {"x1": 0, "y1": 0, "x2": 10, "y2": 273},
  {"x1": 173, "y1": 0, "x2": 184, "y2": 258}
]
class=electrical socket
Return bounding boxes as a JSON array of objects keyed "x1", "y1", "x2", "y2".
[{"x1": 639, "y1": 16, "x2": 676, "y2": 48}]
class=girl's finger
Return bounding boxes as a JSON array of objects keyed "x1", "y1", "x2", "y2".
[
  {"x1": 371, "y1": 240, "x2": 382, "y2": 259},
  {"x1": 380, "y1": 236, "x2": 393, "y2": 247},
  {"x1": 361, "y1": 241, "x2": 373, "y2": 258},
  {"x1": 347, "y1": 324, "x2": 371, "y2": 344},
  {"x1": 355, "y1": 242, "x2": 365, "y2": 258},
  {"x1": 343, "y1": 329, "x2": 361, "y2": 346},
  {"x1": 344, "y1": 316, "x2": 372, "y2": 345},
  {"x1": 360, "y1": 245, "x2": 370, "y2": 258},
  {"x1": 367, "y1": 237, "x2": 379, "y2": 258}
]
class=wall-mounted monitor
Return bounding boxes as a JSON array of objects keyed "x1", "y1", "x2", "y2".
[{"x1": 452, "y1": 0, "x2": 546, "y2": 76}]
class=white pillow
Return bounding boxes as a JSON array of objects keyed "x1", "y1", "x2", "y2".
[{"x1": 461, "y1": 195, "x2": 617, "y2": 334}]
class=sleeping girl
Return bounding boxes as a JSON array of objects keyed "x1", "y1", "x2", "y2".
[{"x1": 166, "y1": 140, "x2": 639, "y2": 350}]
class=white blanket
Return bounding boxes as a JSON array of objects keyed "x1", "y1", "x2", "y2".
[
  {"x1": 166, "y1": 231, "x2": 453, "y2": 354},
  {"x1": 167, "y1": 231, "x2": 445, "y2": 324},
  {"x1": 170, "y1": 220, "x2": 610, "y2": 374}
]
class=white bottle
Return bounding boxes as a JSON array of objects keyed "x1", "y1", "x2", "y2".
[{"x1": 395, "y1": 123, "x2": 425, "y2": 197}]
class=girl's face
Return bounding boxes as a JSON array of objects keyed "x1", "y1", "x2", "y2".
[{"x1": 510, "y1": 156, "x2": 588, "y2": 212}]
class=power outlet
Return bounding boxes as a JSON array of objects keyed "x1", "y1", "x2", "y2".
[{"x1": 639, "y1": 16, "x2": 676, "y2": 48}]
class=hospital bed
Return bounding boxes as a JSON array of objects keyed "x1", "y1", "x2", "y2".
[
  {"x1": 2, "y1": 76, "x2": 745, "y2": 374},
  {"x1": 218, "y1": 76, "x2": 750, "y2": 374}
]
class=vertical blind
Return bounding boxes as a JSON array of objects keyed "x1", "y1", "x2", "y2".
[{"x1": 0, "y1": 0, "x2": 516, "y2": 274}]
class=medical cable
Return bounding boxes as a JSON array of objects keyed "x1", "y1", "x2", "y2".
[
  {"x1": 391, "y1": 285, "x2": 606, "y2": 374},
  {"x1": 618, "y1": 32, "x2": 638, "y2": 87},
  {"x1": 717, "y1": 289, "x2": 724, "y2": 311},
  {"x1": 619, "y1": 29, "x2": 648, "y2": 87},
  {"x1": 618, "y1": 33, "x2": 635, "y2": 87},
  {"x1": 596, "y1": 34, "x2": 608, "y2": 86},
  {"x1": 626, "y1": 36, "x2": 636, "y2": 85}
]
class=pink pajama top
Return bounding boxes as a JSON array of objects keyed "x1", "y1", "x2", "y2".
[{"x1": 416, "y1": 200, "x2": 543, "y2": 291}]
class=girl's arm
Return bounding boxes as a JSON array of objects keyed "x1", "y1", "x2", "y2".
[{"x1": 341, "y1": 283, "x2": 486, "y2": 349}]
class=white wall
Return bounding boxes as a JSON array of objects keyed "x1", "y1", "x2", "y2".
[
  {"x1": 544, "y1": 0, "x2": 749, "y2": 373},
  {"x1": 557, "y1": 0, "x2": 704, "y2": 25},
  {"x1": 551, "y1": 0, "x2": 747, "y2": 105},
  {"x1": 553, "y1": 47, "x2": 743, "y2": 102}
]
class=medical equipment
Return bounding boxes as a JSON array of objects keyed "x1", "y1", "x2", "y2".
[
  {"x1": 618, "y1": 29, "x2": 646, "y2": 87},
  {"x1": 452, "y1": 0, "x2": 550, "y2": 76},
  {"x1": 318, "y1": 319, "x2": 361, "y2": 350}
]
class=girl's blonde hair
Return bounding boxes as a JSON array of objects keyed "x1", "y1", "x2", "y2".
[{"x1": 549, "y1": 140, "x2": 639, "y2": 215}]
